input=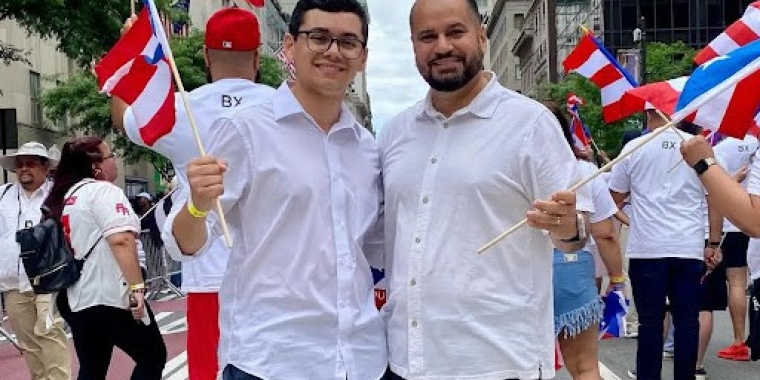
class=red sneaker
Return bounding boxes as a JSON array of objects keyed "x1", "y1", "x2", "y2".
[{"x1": 717, "y1": 343, "x2": 750, "y2": 361}]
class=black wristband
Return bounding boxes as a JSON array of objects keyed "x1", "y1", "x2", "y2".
[{"x1": 707, "y1": 241, "x2": 720, "y2": 248}]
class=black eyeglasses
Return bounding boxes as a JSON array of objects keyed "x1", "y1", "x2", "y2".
[{"x1": 296, "y1": 30, "x2": 366, "y2": 59}]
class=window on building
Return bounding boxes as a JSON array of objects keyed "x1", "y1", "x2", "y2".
[
  {"x1": 515, "y1": 64, "x2": 522, "y2": 80},
  {"x1": 514, "y1": 14, "x2": 525, "y2": 30},
  {"x1": 29, "y1": 71, "x2": 42, "y2": 126}
]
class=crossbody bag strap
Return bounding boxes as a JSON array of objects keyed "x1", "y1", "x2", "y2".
[
  {"x1": 63, "y1": 180, "x2": 102, "y2": 263},
  {"x1": 0, "y1": 183, "x2": 12, "y2": 201}
]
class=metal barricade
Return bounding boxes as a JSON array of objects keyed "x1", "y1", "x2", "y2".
[
  {"x1": 0, "y1": 293, "x2": 22, "y2": 354},
  {"x1": 138, "y1": 230, "x2": 183, "y2": 300}
]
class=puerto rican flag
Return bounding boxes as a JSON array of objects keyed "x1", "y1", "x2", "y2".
[
  {"x1": 562, "y1": 32, "x2": 639, "y2": 123},
  {"x1": 566, "y1": 93, "x2": 591, "y2": 150},
  {"x1": 243, "y1": 0, "x2": 266, "y2": 6},
  {"x1": 621, "y1": 77, "x2": 688, "y2": 116},
  {"x1": 672, "y1": 40, "x2": 760, "y2": 139},
  {"x1": 95, "y1": 0, "x2": 175, "y2": 147},
  {"x1": 694, "y1": 2, "x2": 760, "y2": 65},
  {"x1": 599, "y1": 290, "x2": 628, "y2": 339}
]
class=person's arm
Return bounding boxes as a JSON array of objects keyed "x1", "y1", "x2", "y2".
[
  {"x1": 168, "y1": 116, "x2": 251, "y2": 255},
  {"x1": 682, "y1": 136, "x2": 760, "y2": 237},
  {"x1": 705, "y1": 194, "x2": 724, "y2": 269},
  {"x1": 613, "y1": 210, "x2": 630, "y2": 226},
  {"x1": 172, "y1": 156, "x2": 226, "y2": 254},
  {"x1": 610, "y1": 191, "x2": 630, "y2": 211},
  {"x1": 591, "y1": 217, "x2": 624, "y2": 278},
  {"x1": 528, "y1": 192, "x2": 588, "y2": 252}
]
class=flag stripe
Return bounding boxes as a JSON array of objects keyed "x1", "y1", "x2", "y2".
[
  {"x1": 111, "y1": 58, "x2": 159, "y2": 104},
  {"x1": 600, "y1": 77, "x2": 631, "y2": 107},
  {"x1": 140, "y1": 85, "x2": 176, "y2": 146},
  {"x1": 695, "y1": 2, "x2": 760, "y2": 64},
  {"x1": 95, "y1": 10, "x2": 153, "y2": 88}
]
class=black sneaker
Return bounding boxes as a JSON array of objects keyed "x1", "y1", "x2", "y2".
[
  {"x1": 627, "y1": 369, "x2": 636, "y2": 379},
  {"x1": 695, "y1": 367, "x2": 708, "y2": 380}
]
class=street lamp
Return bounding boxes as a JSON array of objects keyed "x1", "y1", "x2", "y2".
[{"x1": 633, "y1": 16, "x2": 647, "y2": 84}]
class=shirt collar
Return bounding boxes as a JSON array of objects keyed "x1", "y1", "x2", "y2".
[
  {"x1": 272, "y1": 83, "x2": 363, "y2": 140},
  {"x1": 416, "y1": 71, "x2": 502, "y2": 121},
  {"x1": 16, "y1": 179, "x2": 51, "y2": 200}
]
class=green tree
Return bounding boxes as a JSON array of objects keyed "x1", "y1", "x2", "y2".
[
  {"x1": 0, "y1": 0, "x2": 187, "y2": 67},
  {"x1": 0, "y1": 41, "x2": 30, "y2": 66},
  {"x1": 42, "y1": 31, "x2": 285, "y2": 178},
  {"x1": 539, "y1": 41, "x2": 697, "y2": 155}
]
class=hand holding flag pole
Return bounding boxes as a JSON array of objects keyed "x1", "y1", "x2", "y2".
[
  {"x1": 143, "y1": 0, "x2": 233, "y2": 248},
  {"x1": 478, "y1": 121, "x2": 675, "y2": 254}
]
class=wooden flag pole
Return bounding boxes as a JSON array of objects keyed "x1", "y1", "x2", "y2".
[
  {"x1": 145, "y1": 1, "x2": 233, "y2": 248},
  {"x1": 478, "y1": 121, "x2": 675, "y2": 254},
  {"x1": 130, "y1": 0, "x2": 135, "y2": 15}
]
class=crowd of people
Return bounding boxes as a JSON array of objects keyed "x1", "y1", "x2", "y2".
[{"x1": 1, "y1": 0, "x2": 759, "y2": 380}]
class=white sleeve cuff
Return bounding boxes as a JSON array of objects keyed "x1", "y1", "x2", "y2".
[{"x1": 161, "y1": 201, "x2": 214, "y2": 262}]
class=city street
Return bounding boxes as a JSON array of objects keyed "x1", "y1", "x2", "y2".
[
  {"x1": 2, "y1": 292, "x2": 759, "y2": 379},
  {"x1": 556, "y1": 311, "x2": 759, "y2": 380},
  {"x1": 0, "y1": 291, "x2": 188, "y2": 380}
]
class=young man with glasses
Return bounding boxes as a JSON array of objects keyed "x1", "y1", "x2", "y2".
[{"x1": 163, "y1": 1, "x2": 386, "y2": 380}]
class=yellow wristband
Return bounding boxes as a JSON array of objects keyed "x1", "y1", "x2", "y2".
[
  {"x1": 129, "y1": 283, "x2": 145, "y2": 291},
  {"x1": 609, "y1": 274, "x2": 627, "y2": 284},
  {"x1": 187, "y1": 199, "x2": 209, "y2": 218}
]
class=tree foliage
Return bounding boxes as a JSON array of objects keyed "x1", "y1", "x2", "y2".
[
  {"x1": 0, "y1": 0, "x2": 187, "y2": 67},
  {"x1": 539, "y1": 41, "x2": 697, "y2": 156},
  {"x1": 0, "y1": 41, "x2": 30, "y2": 66},
  {"x1": 42, "y1": 31, "x2": 285, "y2": 178}
]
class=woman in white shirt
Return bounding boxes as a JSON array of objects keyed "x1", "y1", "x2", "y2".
[
  {"x1": 544, "y1": 103, "x2": 626, "y2": 379},
  {"x1": 44, "y1": 137, "x2": 167, "y2": 379}
]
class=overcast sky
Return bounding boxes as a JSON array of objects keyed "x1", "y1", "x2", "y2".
[{"x1": 365, "y1": 0, "x2": 428, "y2": 132}]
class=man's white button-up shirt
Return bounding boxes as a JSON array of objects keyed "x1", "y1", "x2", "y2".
[
  {"x1": 379, "y1": 73, "x2": 585, "y2": 380},
  {"x1": 163, "y1": 83, "x2": 387, "y2": 380}
]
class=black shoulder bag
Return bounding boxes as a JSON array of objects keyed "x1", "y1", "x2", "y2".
[{"x1": 16, "y1": 182, "x2": 101, "y2": 294}]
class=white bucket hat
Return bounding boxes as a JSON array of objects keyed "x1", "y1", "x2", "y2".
[
  {"x1": 136, "y1": 192, "x2": 153, "y2": 202},
  {"x1": 0, "y1": 141, "x2": 58, "y2": 172}
]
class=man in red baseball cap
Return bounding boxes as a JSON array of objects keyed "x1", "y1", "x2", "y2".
[{"x1": 111, "y1": 7, "x2": 276, "y2": 380}]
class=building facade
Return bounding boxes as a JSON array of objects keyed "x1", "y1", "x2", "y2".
[
  {"x1": 0, "y1": 18, "x2": 157, "y2": 191},
  {"x1": 512, "y1": 0, "x2": 558, "y2": 96},
  {"x1": 603, "y1": 0, "x2": 755, "y2": 54},
  {"x1": 488, "y1": 0, "x2": 532, "y2": 91}
]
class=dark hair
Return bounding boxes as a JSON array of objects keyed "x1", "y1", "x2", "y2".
[
  {"x1": 677, "y1": 121, "x2": 702, "y2": 135},
  {"x1": 542, "y1": 101, "x2": 576, "y2": 153},
  {"x1": 289, "y1": 0, "x2": 369, "y2": 41},
  {"x1": 43, "y1": 137, "x2": 105, "y2": 219},
  {"x1": 411, "y1": 0, "x2": 482, "y2": 26}
]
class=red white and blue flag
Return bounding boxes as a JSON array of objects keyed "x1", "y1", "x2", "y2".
[
  {"x1": 566, "y1": 93, "x2": 591, "y2": 150},
  {"x1": 694, "y1": 2, "x2": 760, "y2": 65},
  {"x1": 562, "y1": 32, "x2": 639, "y2": 123},
  {"x1": 621, "y1": 76, "x2": 687, "y2": 116},
  {"x1": 599, "y1": 290, "x2": 628, "y2": 339},
  {"x1": 95, "y1": 0, "x2": 176, "y2": 147},
  {"x1": 673, "y1": 40, "x2": 760, "y2": 139}
]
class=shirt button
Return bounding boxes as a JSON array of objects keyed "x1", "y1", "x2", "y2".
[
  {"x1": 410, "y1": 279, "x2": 416, "y2": 286},
  {"x1": 411, "y1": 320, "x2": 418, "y2": 328},
  {"x1": 422, "y1": 197, "x2": 429, "y2": 204},
  {"x1": 415, "y1": 237, "x2": 421, "y2": 244},
  {"x1": 430, "y1": 157, "x2": 437, "y2": 164},
  {"x1": 443, "y1": 122, "x2": 449, "y2": 129}
]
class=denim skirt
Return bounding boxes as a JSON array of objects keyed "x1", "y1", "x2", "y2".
[{"x1": 553, "y1": 248, "x2": 604, "y2": 337}]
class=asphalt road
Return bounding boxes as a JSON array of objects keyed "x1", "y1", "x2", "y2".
[{"x1": 555, "y1": 311, "x2": 759, "y2": 379}]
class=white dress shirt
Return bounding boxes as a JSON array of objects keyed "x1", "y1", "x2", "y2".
[
  {"x1": 0, "y1": 181, "x2": 52, "y2": 292},
  {"x1": 125, "y1": 78, "x2": 275, "y2": 292},
  {"x1": 163, "y1": 83, "x2": 387, "y2": 380},
  {"x1": 378, "y1": 73, "x2": 584, "y2": 380}
]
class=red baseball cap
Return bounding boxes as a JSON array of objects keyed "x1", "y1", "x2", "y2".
[{"x1": 205, "y1": 8, "x2": 261, "y2": 51}]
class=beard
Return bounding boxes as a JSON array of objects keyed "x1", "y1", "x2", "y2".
[{"x1": 421, "y1": 52, "x2": 483, "y2": 92}]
